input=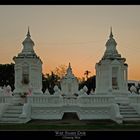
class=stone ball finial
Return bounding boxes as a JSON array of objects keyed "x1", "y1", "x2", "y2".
[
  {"x1": 90, "y1": 89, "x2": 94, "y2": 95},
  {"x1": 53, "y1": 85, "x2": 61, "y2": 95},
  {"x1": 44, "y1": 88, "x2": 50, "y2": 95},
  {"x1": 4, "y1": 85, "x2": 13, "y2": 96},
  {"x1": 78, "y1": 85, "x2": 88, "y2": 96},
  {"x1": 6, "y1": 85, "x2": 12, "y2": 93},
  {"x1": 54, "y1": 85, "x2": 59, "y2": 92},
  {"x1": 83, "y1": 85, "x2": 88, "y2": 92},
  {"x1": 78, "y1": 88, "x2": 84, "y2": 96},
  {"x1": 130, "y1": 85, "x2": 137, "y2": 93}
]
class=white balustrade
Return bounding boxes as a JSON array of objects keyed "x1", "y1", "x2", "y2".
[
  {"x1": 129, "y1": 95, "x2": 140, "y2": 103},
  {"x1": 63, "y1": 98, "x2": 77, "y2": 106},
  {"x1": 78, "y1": 95, "x2": 114, "y2": 105},
  {"x1": 27, "y1": 95, "x2": 114, "y2": 106},
  {"x1": 27, "y1": 95, "x2": 62, "y2": 105},
  {"x1": 0, "y1": 96, "x2": 12, "y2": 103}
]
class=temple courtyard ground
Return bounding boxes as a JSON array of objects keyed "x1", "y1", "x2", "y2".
[{"x1": 1, "y1": 119, "x2": 140, "y2": 131}]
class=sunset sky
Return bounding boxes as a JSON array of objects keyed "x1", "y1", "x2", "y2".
[{"x1": 0, "y1": 5, "x2": 140, "y2": 80}]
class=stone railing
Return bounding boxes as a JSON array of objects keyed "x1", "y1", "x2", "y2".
[
  {"x1": 78, "y1": 95, "x2": 115, "y2": 106},
  {"x1": 129, "y1": 95, "x2": 140, "y2": 104},
  {"x1": 62, "y1": 97, "x2": 77, "y2": 106},
  {"x1": 0, "y1": 95, "x2": 12, "y2": 103},
  {"x1": 27, "y1": 95, "x2": 63, "y2": 106},
  {"x1": 27, "y1": 95, "x2": 115, "y2": 107},
  {"x1": 27, "y1": 95, "x2": 78, "y2": 106}
]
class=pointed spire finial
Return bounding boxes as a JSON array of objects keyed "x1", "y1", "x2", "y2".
[
  {"x1": 68, "y1": 62, "x2": 71, "y2": 68},
  {"x1": 109, "y1": 26, "x2": 113, "y2": 38},
  {"x1": 27, "y1": 26, "x2": 31, "y2": 37},
  {"x1": 67, "y1": 62, "x2": 72, "y2": 75}
]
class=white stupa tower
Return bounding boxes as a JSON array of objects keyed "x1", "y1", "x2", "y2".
[
  {"x1": 95, "y1": 28, "x2": 128, "y2": 95},
  {"x1": 13, "y1": 27, "x2": 43, "y2": 95},
  {"x1": 60, "y1": 63, "x2": 79, "y2": 96}
]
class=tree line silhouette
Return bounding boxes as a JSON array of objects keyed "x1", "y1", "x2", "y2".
[{"x1": 0, "y1": 63, "x2": 96, "y2": 94}]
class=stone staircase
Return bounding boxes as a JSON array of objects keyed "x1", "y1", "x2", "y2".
[
  {"x1": 0, "y1": 104, "x2": 25, "y2": 123},
  {"x1": 119, "y1": 104, "x2": 140, "y2": 123}
]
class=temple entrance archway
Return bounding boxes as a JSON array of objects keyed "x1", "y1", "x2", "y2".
[{"x1": 62, "y1": 112, "x2": 79, "y2": 120}]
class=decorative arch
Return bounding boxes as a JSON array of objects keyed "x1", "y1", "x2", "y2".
[{"x1": 22, "y1": 62, "x2": 29, "y2": 84}]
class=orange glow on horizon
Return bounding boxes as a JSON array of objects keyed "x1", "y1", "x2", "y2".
[
  {"x1": 42, "y1": 62, "x2": 140, "y2": 81},
  {"x1": 0, "y1": 6, "x2": 140, "y2": 81}
]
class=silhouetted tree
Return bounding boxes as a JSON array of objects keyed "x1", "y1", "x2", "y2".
[
  {"x1": 79, "y1": 75, "x2": 96, "y2": 94},
  {"x1": 0, "y1": 63, "x2": 15, "y2": 90},
  {"x1": 54, "y1": 64, "x2": 67, "y2": 79},
  {"x1": 42, "y1": 71, "x2": 60, "y2": 94},
  {"x1": 42, "y1": 64, "x2": 67, "y2": 93},
  {"x1": 84, "y1": 70, "x2": 91, "y2": 80}
]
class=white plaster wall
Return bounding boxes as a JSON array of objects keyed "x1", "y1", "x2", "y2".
[{"x1": 14, "y1": 57, "x2": 43, "y2": 95}]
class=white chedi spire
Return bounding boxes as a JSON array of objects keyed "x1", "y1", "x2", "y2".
[
  {"x1": 21, "y1": 27, "x2": 35, "y2": 55},
  {"x1": 67, "y1": 63, "x2": 72, "y2": 76},
  {"x1": 65, "y1": 63, "x2": 75, "y2": 78},
  {"x1": 22, "y1": 27, "x2": 34, "y2": 46},
  {"x1": 102, "y1": 27, "x2": 121, "y2": 60},
  {"x1": 109, "y1": 26, "x2": 113, "y2": 38},
  {"x1": 105, "y1": 27, "x2": 117, "y2": 46},
  {"x1": 60, "y1": 63, "x2": 79, "y2": 96},
  {"x1": 27, "y1": 26, "x2": 31, "y2": 38}
]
